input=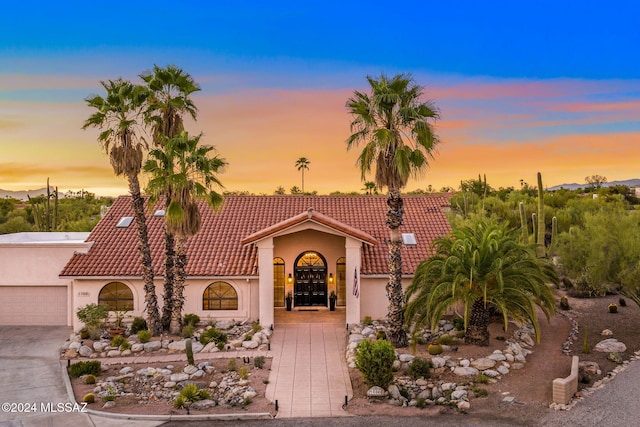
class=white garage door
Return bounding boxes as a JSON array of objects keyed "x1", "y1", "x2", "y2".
[{"x1": 0, "y1": 286, "x2": 67, "y2": 325}]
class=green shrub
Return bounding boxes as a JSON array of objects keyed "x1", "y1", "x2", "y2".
[
  {"x1": 182, "y1": 324, "x2": 195, "y2": 338},
  {"x1": 254, "y1": 356, "x2": 266, "y2": 369},
  {"x1": 76, "y1": 303, "x2": 109, "y2": 329},
  {"x1": 244, "y1": 333, "x2": 253, "y2": 341},
  {"x1": 227, "y1": 358, "x2": 237, "y2": 372},
  {"x1": 84, "y1": 375, "x2": 96, "y2": 384},
  {"x1": 475, "y1": 373, "x2": 490, "y2": 384},
  {"x1": 119, "y1": 340, "x2": 131, "y2": 351},
  {"x1": 200, "y1": 328, "x2": 228, "y2": 346},
  {"x1": 452, "y1": 317, "x2": 465, "y2": 331},
  {"x1": 102, "y1": 385, "x2": 116, "y2": 402},
  {"x1": 110, "y1": 335, "x2": 125, "y2": 347},
  {"x1": 407, "y1": 357, "x2": 432, "y2": 380},
  {"x1": 86, "y1": 326, "x2": 101, "y2": 340},
  {"x1": 436, "y1": 335, "x2": 457, "y2": 345},
  {"x1": 137, "y1": 330, "x2": 152, "y2": 343},
  {"x1": 427, "y1": 343, "x2": 443, "y2": 355},
  {"x1": 216, "y1": 341, "x2": 225, "y2": 351},
  {"x1": 173, "y1": 383, "x2": 211, "y2": 409},
  {"x1": 472, "y1": 387, "x2": 489, "y2": 397},
  {"x1": 130, "y1": 317, "x2": 148, "y2": 334},
  {"x1": 354, "y1": 339, "x2": 396, "y2": 389},
  {"x1": 375, "y1": 330, "x2": 387, "y2": 340},
  {"x1": 79, "y1": 329, "x2": 90, "y2": 340},
  {"x1": 252, "y1": 322, "x2": 262, "y2": 333},
  {"x1": 242, "y1": 397, "x2": 253, "y2": 407},
  {"x1": 416, "y1": 397, "x2": 428, "y2": 409},
  {"x1": 83, "y1": 393, "x2": 95, "y2": 404},
  {"x1": 363, "y1": 315, "x2": 373, "y2": 325},
  {"x1": 183, "y1": 313, "x2": 200, "y2": 327},
  {"x1": 238, "y1": 365, "x2": 249, "y2": 380},
  {"x1": 68, "y1": 360, "x2": 101, "y2": 378}
]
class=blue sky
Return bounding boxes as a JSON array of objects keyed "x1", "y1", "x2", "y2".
[{"x1": 1, "y1": 1, "x2": 639, "y2": 195}]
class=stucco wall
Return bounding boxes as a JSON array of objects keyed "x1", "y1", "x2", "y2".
[
  {"x1": 71, "y1": 277, "x2": 258, "y2": 331},
  {"x1": 359, "y1": 276, "x2": 413, "y2": 322}
]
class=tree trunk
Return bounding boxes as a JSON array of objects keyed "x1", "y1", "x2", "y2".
[
  {"x1": 161, "y1": 197, "x2": 175, "y2": 332},
  {"x1": 169, "y1": 236, "x2": 187, "y2": 335},
  {"x1": 127, "y1": 173, "x2": 161, "y2": 336},
  {"x1": 386, "y1": 188, "x2": 407, "y2": 347},
  {"x1": 465, "y1": 297, "x2": 491, "y2": 346}
]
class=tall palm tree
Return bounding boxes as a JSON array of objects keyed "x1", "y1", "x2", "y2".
[
  {"x1": 141, "y1": 65, "x2": 201, "y2": 332},
  {"x1": 346, "y1": 74, "x2": 440, "y2": 347},
  {"x1": 405, "y1": 218, "x2": 557, "y2": 346},
  {"x1": 295, "y1": 157, "x2": 310, "y2": 193},
  {"x1": 145, "y1": 131, "x2": 226, "y2": 334},
  {"x1": 83, "y1": 79, "x2": 162, "y2": 335}
]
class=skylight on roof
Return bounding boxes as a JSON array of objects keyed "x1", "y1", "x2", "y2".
[
  {"x1": 402, "y1": 233, "x2": 417, "y2": 246},
  {"x1": 116, "y1": 216, "x2": 134, "y2": 228},
  {"x1": 153, "y1": 209, "x2": 165, "y2": 217}
]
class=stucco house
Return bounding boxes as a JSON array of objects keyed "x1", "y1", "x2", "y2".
[{"x1": 1, "y1": 195, "x2": 451, "y2": 330}]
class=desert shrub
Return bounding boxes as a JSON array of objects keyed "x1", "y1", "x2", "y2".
[
  {"x1": 475, "y1": 373, "x2": 490, "y2": 384},
  {"x1": 79, "y1": 329, "x2": 90, "y2": 340},
  {"x1": 119, "y1": 340, "x2": 131, "y2": 351},
  {"x1": 416, "y1": 397, "x2": 428, "y2": 409},
  {"x1": 407, "y1": 357, "x2": 432, "y2": 380},
  {"x1": 130, "y1": 317, "x2": 148, "y2": 334},
  {"x1": 110, "y1": 335, "x2": 125, "y2": 347},
  {"x1": 238, "y1": 365, "x2": 249, "y2": 380},
  {"x1": 254, "y1": 356, "x2": 266, "y2": 369},
  {"x1": 252, "y1": 322, "x2": 262, "y2": 333},
  {"x1": 436, "y1": 335, "x2": 458, "y2": 345},
  {"x1": 84, "y1": 374, "x2": 96, "y2": 385},
  {"x1": 427, "y1": 343, "x2": 443, "y2": 355},
  {"x1": 473, "y1": 387, "x2": 489, "y2": 397},
  {"x1": 102, "y1": 385, "x2": 116, "y2": 402},
  {"x1": 76, "y1": 303, "x2": 109, "y2": 329},
  {"x1": 363, "y1": 316, "x2": 373, "y2": 325},
  {"x1": 68, "y1": 360, "x2": 101, "y2": 378},
  {"x1": 137, "y1": 330, "x2": 152, "y2": 343},
  {"x1": 182, "y1": 324, "x2": 195, "y2": 338},
  {"x1": 354, "y1": 339, "x2": 396, "y2": 389},
  {"x1": 452, "y1": 317, "x2": 465, "y2": 331},
  {"x1": 375, "y1": 330, "x2": 387, "y2": 340},
  {"x1": 242, "y1": 397, "x2": 253, "y2": 407},
  {"x1": 83, "y1": 393, "x2": 95, "y2": 404},
  {"x1": 216, "y1": 341, "x2": 225, "y2": 351},
  {"x1": 227, "y1": 358, "x2": 237, "y2": 372},
  {"x1": 183, "y1": 313, "x2": 200, "y2": 327},
  {"x1": 173, "y1": 383, "x2": 211, "y2": 409},
  {"x1": 200, "y1": 328, "x2": 228, "y2": 346},
  {"x1": 244, "y1": 333, "x2": 253, "y2": 341}
]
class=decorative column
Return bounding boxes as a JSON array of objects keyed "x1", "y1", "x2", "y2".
[
  {"x1": 257, "y1": 238, "x2": 274, "y2": 328},
  {"x1": 345, "y1": 237, "x2": 362, "y2": 325}
]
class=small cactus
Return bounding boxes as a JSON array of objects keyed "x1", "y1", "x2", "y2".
[
  {"x1": 560, "y1": 296, "x2": 570, "y2": 310},
  {"x1": 185, "y1": 338, "x2": 194, "y2": 365},
  {"x1": 619, "y1": 297, "x2": 627, "y2": 307},
  {"x1": 608, "y1": 303, "x2": 618, "y2": 314},
  {"x1": 582, "y1": 330, "x2": 590, "y2": 354},
  {"x1": 428, "y1": 343, "x2": 443, "y2": 355},
  {"x1": 83, "y1": 393, "x2": 95, "y2": 404}
]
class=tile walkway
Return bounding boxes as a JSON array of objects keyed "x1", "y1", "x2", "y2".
[{"x1": 266, "y1": 308, "x2": 353, "y2": 418}]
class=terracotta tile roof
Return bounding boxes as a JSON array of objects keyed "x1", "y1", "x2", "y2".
[
  {"x1": 60, "y1": 195, "x2": 451, "y2": 277},
  {"x1": 241, "y1": 207, "x2": 377, "y2": 246}
]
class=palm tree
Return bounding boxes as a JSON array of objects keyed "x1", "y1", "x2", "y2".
[
  {"x1": 145, "y1": 131, "x2": 226, "y2": 334},
  {"x1": 346, "y1": 73, "x2": 440, "y2": 347},
  {"x1": 83, "y1": 79, "x2": 162, "y2": 335},
  {"x1": 405, "y1": 218, "x2": 557, "y2": 347},
  {"x1": 141, "y1": 65, "x2": 201, "y2": 332},
  {"x1": 295, "y1": 157, "x2": 310, "y2": 193},
  {"x1": 362, "y1": 181, "x2": 378, "y2": 195}
]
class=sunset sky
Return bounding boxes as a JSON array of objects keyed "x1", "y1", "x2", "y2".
[{"x1": 1, "y1": 1, "x2": 639, "y2": 196}]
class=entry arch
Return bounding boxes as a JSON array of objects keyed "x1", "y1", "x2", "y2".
[{"x1": 294, "y1": 250, "x2": 327, "y2": 306}]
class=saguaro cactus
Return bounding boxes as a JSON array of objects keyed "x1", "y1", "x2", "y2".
[
  {"x1": 519, "y1": 201, "x2": 528, "y2": 243},
  {"x1": 536, "y1": 172, "x2": 545, "y2": 258}
]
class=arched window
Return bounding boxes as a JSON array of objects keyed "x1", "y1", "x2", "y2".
[
  {"x1": 203, "y1": 282, "x2": 238, "y2": 310},
  {"x1": 274, "y1": 257, "x2": 285, "y2": 307},
  {"x1": 98, "y1": 282, "x2": 134, "y2": 311},
  {"x1": 336, "y1": 257, "x2": 346, "y2": 306}
]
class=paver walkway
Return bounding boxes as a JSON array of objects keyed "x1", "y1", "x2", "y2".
[{"x1": 266, "y1": 319, "x2": 352, "y2": 418}]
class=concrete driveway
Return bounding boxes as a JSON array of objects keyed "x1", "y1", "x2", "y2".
[{"x1": 0, "y1": 326, "x2": 163, "y2": 427}]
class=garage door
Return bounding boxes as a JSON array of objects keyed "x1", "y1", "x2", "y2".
[{"x1": 0, "y1": 286, "x2": 67, "y2": 325}]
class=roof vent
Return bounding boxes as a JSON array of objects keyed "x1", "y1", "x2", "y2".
[
  {"x1": 402, "y1": 233, "x2": 417, "y2": 246},
  {"x1": 116, "y1": 216, "x2": 134, "y2": 228},
  {"x1": 153, "y1": 209, "x2": 165, "y2": 217}
]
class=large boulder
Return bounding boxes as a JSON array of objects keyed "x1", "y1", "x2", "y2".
[
  {"x1": 471, "y1": 358, "x2": 496, "y2": 370},
  {"x1": 594, "y1": 338, "x2": 627, "y2": 353}
]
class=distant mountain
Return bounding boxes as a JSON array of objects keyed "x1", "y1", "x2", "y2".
[
  {"x1": 548, "y1": 179, "x2": 640, "y2": 191},
  {"x1": 0, "y1": 187, "x2": 52, "y2": 201}
]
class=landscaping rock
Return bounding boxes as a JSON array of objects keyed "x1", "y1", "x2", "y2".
[
  {"x1": 131, "y1": 343, "x2": 144, "y2": 353},
  {"x1": 242, "y1": 340, "x2": 259, "y2": 349},
  {"x1": 398, "y1": 354, "x2": 414, "y2": 363},
  {"x1": 191, "y1": 399, "x2": 216, "y2": 410},
  {"x1": 453, "y1": 367, "x2": 479, "y2": 376},
  {"x1": 471, "y1": 358, "x2": 496, "y2": 370},
  {"x1": 107, "y1": 350, "x2": 121, "y2": 357},
  {"x1": 78, "y1": 345, "x2": 93, "y2": 357},
  {"x1": 594, "y1": 338, "x2": 626, "y2": 353},
  {"x1": 168, "y1": 340, "x2": 186, "y2": 351},
  {"x1": 183, "y1": 365, "x2": 199, "y2": 375},
  {"x1": 431, "y1": 357, "x2": 446, "y2": 368},
  {"x1": 170, "y1": 373, "x2": 189, "y2": 382},
  {"x1": 143, "y1": 341, "x2": 162, "y2": 352}
]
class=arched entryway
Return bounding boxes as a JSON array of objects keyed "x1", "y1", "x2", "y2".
[{"x1": 294, "y1": 251, "x2": 327, "y2": 306}]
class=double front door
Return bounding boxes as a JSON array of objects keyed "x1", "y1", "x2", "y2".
[{"x1": 294, "y1": 251, "x2": 327, "y2": 306}]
